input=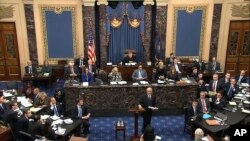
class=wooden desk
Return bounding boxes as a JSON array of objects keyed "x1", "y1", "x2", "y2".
[
  {"x1": 0, "y1": 124, "x2": 12, "y2": 141},
  {"x1": 23, "y1": 73, "x2": 52, "y2": 87},
  {"x1": 103, "y1": 66, "x2": 153, "y2": 81}
]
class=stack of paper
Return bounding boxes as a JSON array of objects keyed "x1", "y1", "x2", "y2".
[
  {"x1": 21, "y1": 99, "x2": 32, "y2": 107},
  {"x1": 229, "y1": 101, "x2": 237, "y2": 106},
  {"x1": 43, "y1": 73, "x2": 49, "y2": 76},
  {"x1": 3, "y1": 92, "x2": 13, "y2": 97},
  {"x1": 110, "y1": 81, "x2": 117, "y2": 85},
  {"x1": 157, "y1": 80, "x2": 165, "y2": 84},
  {"x1": 118, "y1": 81, "x2": 127, "y2": 85},
  {"x1": 41, "y1": 115, "x2": 50, "y2": 120},
  {"x1": 51, "y1": 119, "x2": 63, "y2": 125},
  {"x1": 242, "y1": 109, "x2": 250, "y2": 114},
  {"x1": 132, "y1": 83, "x2": 139, "y2": 86},
  {"x1": 140, "y1": 81, "x2": 149, "y2": 85},
  {"x1": 30, "y1": 107, "x2": 42, "y2": 113},
  {"x1": 241, "y1": 83, "x2": 249, "y2": 87}
]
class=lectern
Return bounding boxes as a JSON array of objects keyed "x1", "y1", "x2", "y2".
[{"x1": 128, "y1": 107, "x2": 145, "y2": 141}]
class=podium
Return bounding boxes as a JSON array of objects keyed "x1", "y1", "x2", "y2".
[{"x1": 128, "y1": 107, "x2": 145, "y2": 141}]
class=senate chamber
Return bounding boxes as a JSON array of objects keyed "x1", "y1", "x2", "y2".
[{"x1": 0, "y1": 0, "x2": 250, "y2": 141}]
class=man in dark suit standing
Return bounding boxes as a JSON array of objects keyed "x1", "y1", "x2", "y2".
[
  {"x1": 197, "y1": 91, "x2": 211, "y2": 113},
  {"x1": 132, "y1": 64, "x2": 148, "y2": 81},
  {"x1": 71, "y1": 98, "x2": 91, "y2": 137},
  {"x1": 187, "y1": 100, "x2": 198, "y2": 121},
  {"x1": 224, "y1": 78, "x2": 239, "y2": 101},
  {"x1": 235, "y1": 70, "x2": 248, "y2": 85},
  {"x1": 25, "y1": 60, "x2": 37, "y2": 74},
  {"x1": 17, "y1": 109, "x2": 32, "y2": 132},
  {"x1": 47, "y1": 97, "x2": 63, "y2": 117},
  {"x1": 208, "y1": 57, "x2": 221, "y2": 72},
  {"x1": 138, "y1": 87, "x2": 157, "y2": 132},
  {"x1": 0, "y1": 92, "x2": 7, "y2": 120}
]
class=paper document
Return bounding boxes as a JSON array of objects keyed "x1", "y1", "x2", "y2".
[
  {"x1": 148, "y1": 106, "x2": 159, "y2": 110},
  {"x1": 110, "y1": 81, "x2": 117, "y2": 85},
  {"x1": 51, "y1": 119, "x2": 63, "y2": 125},
  {"x1": 242, "y1": 109, "x2": 250, "y2": 114},
  {"x1": 43, "y1": 73, "x2": 49, "y2": 76},
  {"x1": 140, "y1": 81, "x2": 149, "y2": 85},
  {"x1": 3, "y1": 92, "x2": 13, "y2": 97},
  {"x1": 118, "y1": 81, "x2": 127, "y2": 85},
  {"x1": 50, "y1": 115, "x2": 60, "y2": 121},
  {"x1": 21, "y1": 99, "x2": 32, "y2": 107},
  {"x1": 55, "y1": 128, "x2": 66, "y2": 135},
  {"x1": 30, "y1": 107, "x2": 42, "y2": 113},
  {"x1": 229, "y1": 101, "x2": 237, "y2": 106}
]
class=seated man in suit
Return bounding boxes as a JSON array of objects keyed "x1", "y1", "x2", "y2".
[
  {"x1": 17, "y1": 109, "x2": 32, "y2": 133},
  {"x1": 197, "y1": 91, "x2": 211, "y2": 113},
  {"x1": 132, "y1": 64, "x2": 148, "y2": 81},
  {"x1": 25, "y1": 60, "x2": 37, "y2": 75},
  {"x1": 224, "y1": 78, "x2": 239, "y2": 101},
  {"x1": 165, "y1": 52, "x2": 175, "y2": 67},
  {"x1": 122, "y1": 51, "x2": 137, "y2": 65},
  {"x1": 64, "y1": 61, "x2": 79, "y2": 80},
  {"x1": 81, "y1": 67, "x2": 93, "y2": 82},
  {"x1": 208, "y1": 57, "x2": 221, "y2": 72},
  {"x1": 212, "y1": 92, "x2": 226, "y2": 110},
  {"x1": 28, "y1": 115, "x2": 44, "y2": 136},
  {"x1": 235, "y1": 70, "x2": 248, "y2": 85},
  {"x1": 42, "y1": 60, "x2": 52, "y2": 74},
  {"x1": 196, "y1": 79, "x2": 207, "y2": 99},
  {"x1": 187, "y1": 100, "x2": 198, "y2": 122},
  {"x1": 75, "y1": 54, "x2": 88, "y2": 72},
  {"x1": 170, "y1": 58, "x2": 182, "y2": 75},
  {"x1": 86, "y1": 59, "x2": 97, "y2": 77},
  {"x1": 71, "y1": 98, "x2": 91, "y2": 137},
  {"x1": 192, "y1": 58, "x2": 206, "y2": 72},
  {"x1": 208, "y1": 73, "x2": 223, "y2": 93},
  {"x1": 47, "y1": 97, "x2": 63, "y2": 117},
  {"x1": 190, "y1": 67, "x2": 198, "y2": 80},
  {"x1": 220, "y1": 72, "x2": 231, "y2": 87}
]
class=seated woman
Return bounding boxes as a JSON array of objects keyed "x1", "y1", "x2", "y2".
[
  {"x1": 42, "y1": 60, "x2": 52, "y2": 74},
  {"x1": 154, "y1": 61, "x2": 167, "y2": 81},
  {"x1": 33, "y1": 92, "x2": 48, "y2": 107},
  {"x1": 108, "y1": 67, "x2": 122, "y2": 82},
  {"x1": 140, "y1": 125, "x2": 156, "y2": 141},
  {"x1": 167, "y1": 66, "x2": 180, "y2": 81},
  {"x1": 81, "y1": 67, "x2": 93, "y2": 82}
]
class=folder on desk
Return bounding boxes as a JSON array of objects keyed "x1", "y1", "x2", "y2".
[
  {"x1": 202, "y1": 114, "x2": 212, "y2": 119},
  {"x1": 206, "y1": 119, "x2": 220, "y2": 126}
]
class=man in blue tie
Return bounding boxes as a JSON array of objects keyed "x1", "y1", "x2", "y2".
[
  {"x1": 71, "y1": 98, "x2": 91, "y2": 137},
  {"x1": 132, "y1": 64, "x2": 148, "y2": 81},
  {"x1": 48, "y1": 97, "x2": 63, "y2": 116},
  {"x1": 224, "y1": 78, "x2": 239, "y2": 101},
  {"x1": 235, "y1": 70, "x2": 247, "y2": 85}
]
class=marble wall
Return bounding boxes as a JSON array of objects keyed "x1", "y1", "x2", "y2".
[
  {"x1": 209, "y1": 4, "x2": 222, "y2": 60},
  {"x1": 24, "y1": 4, "x2": 38, "y2": 65},
  {"x1": 143, "y1": 5, "x2": 152, "y2": 62},
  {"x1": 99, "y1": 5, "x2": 108, "y2": 67}
]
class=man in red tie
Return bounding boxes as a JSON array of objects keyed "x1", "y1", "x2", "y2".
[
  {"x1": 209, "y1": 74, "x2": 223, "y2": 93},
  {"x1": 197, "y1": 91, "x2": 211, "y2": 113}
]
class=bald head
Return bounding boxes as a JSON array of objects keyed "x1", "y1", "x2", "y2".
[{"x1": 146, "y1": 87, "x2": 152, "y2": 96}]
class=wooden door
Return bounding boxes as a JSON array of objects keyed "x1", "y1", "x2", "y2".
[
  {"x1": 225, "y1": 21, "x2": 250, "y2": 77},
  {"x1": 0, "y1": 22, "x2": 21, "y2": 80}
]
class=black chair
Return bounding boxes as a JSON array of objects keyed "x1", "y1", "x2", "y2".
[
  {"x1": 6, "y1": 81, "x2": 18, "y2": 89},
  {"x1": 19, "y1": 131, "x2": 36, "y2": 141},
  {"x1": 183, "y1": 106, "x2": 193, "y2": 134}
]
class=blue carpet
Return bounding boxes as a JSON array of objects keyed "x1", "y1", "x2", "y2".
[{"x1": 88, "y1": 115, "x2": 192, "y2": 141}]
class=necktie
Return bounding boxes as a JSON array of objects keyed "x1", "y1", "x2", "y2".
[
  {"x1": 213, "y1": 63, "x2": 216, "y2": 70},
  {"x1": 202, "y1": 99, "x2": 207, "y2": 112},
  {"x1": 29, "y1": 67, "x2": 32, "y2": 73},
  {"x1": 148, "y1": 95, "x2": 152, "y2": 106},
  {"x1": 80, "y1": 60, "x2": 82, "y2": 66},
  {"x1": 78, "y1": 106, "x2": 82, "y2": 117},
  {"x1": 54, "y1": 105, "x2": 59, "y2": 116},
  {"x1": 193, "y1": 107, "x2": 196, "y2": 116},
  {"x1": 213, "y1": 81, "x2": 217, "y2": 92},
  {"x1": 227, "y1": 86, "x2": 233, "y2": 97}
]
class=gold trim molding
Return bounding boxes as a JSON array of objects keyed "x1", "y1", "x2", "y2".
[
  {"x1": 40, "y1": 5, "x2": 77, "y2": 61},
  {"x1": 0, "y1": 5, "x2": 14, "y2": 19},
  {"x1": 231, "y1": 4, "x2": 250, "y2": 18},
  {"x1": 172, "y1": 6, "x2": 207, "y2": 58}
]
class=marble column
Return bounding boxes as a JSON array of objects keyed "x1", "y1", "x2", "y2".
[
  {"x1": 99, "y1": 5, "x2": 108, "y2": 67},
  {"x1": 209, "y1": 4, "x2": 222, "y2": 60},
  {"x1": 143, "y1": 5, "x2": 152, "y2": 62},
  {"x1": 24, "y1": 4, "x2": 38, "y2": 65}
]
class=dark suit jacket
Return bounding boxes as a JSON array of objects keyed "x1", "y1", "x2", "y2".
[
  {"x1": 224, "y1": 83, "x2": 239, "y2": 101},
  {"x1": 165, "y1": 57, "x2": 174, "y2": 66},
  {"x1": 235, "y1": 75, "x2": 248, "y2": 84},
  {"x1": 122, "y1": 56, "x2": 137, "y2": 65},
  {"x1": 47, "y1": 104, "x2": 63, "y2": 116},
  {"x1": 212, "y1": 97, "x2": 226, "y2": 110},
  {"x1": 25, "y1": 65, "x2": 37, "y2": 74},
  {"x1": 28, "y1": 121, "x2": 44, "y2": 136},
  {"x1": 17, "y1": 115, "x2": 29, "y2": 132},
  {"x1": 74, "y1": 58, "x2": 88, "y2": 67},
  {"x1": 0, "y1": 103, "x2": 7, "y2": 120},
  {"x1": 167, "y1": 72, "x2": 180, "y2": 81},
  {"x1": 139, "y1": 94, "x2": 156, "y2": 111},
  {"x1": 193, "y1": 61, "x2": 206, "y2": 72},
  {"x1": 209, "y1": 80, "x2": 223, "y2": 92},
  {"x1": 170, "y1": 63, "x2": 182, "y2": 73},
  {"x1": 187, "y1": 106, "x2": 197, "y2": 121},
  {"x1": 155, "y1": 67, "x2": 167, "y2": 80},
  {"x1": 219, "y1": 77, "x2": 230, "y2": 87},
  {"x1": 3, "y1": 109, "x2": 19, "y2": 138},
  {"x1": 190, "y1": 72, "x2": 198, "y2": 80},
  {"x1": 197, "y1": 98, "x2": 211, "y2": 113},
  {"x1": 208, "y1": 62, "x2": 221, "y2": 72},
  {"x1": 86, "y1": 64, "x2": 97, "y2": 75},
  {"x1": 196, "y1": 84, "x2": 207, "y2": 99},
  {"x1": 71, "y1": 105, "x2": 90, "y2": 119}
]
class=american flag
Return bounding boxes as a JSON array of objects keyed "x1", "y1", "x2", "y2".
[{"x1": 87, "y1": 28, "x2": 96, "y2": 64}]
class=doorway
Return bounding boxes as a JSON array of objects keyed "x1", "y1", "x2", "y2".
[
  {"x1": 0, "y1": 22, "x2": 21, "y2": 80},
  {"x1": 225, "y1": 20, "x2": 250, "y2": 77}
]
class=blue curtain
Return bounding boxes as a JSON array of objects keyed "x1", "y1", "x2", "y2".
[{"x1": 106, "y1": 2, "x2": 144, "y2": 64}]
